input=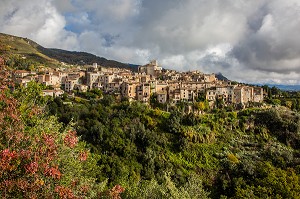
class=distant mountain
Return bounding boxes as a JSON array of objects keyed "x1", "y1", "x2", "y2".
[
  {"x1": 0, "y1": 32, "x2": 138, "y2": 70},
  {"x1": 215, "y1": 72, "x2": 229, "y2": 81},
  {"x1": 37, "y1": 47, "x2": 136, "y2": 70},
  {"x1": 267, "y1": 84, "x2": 300, "y2": 91}
]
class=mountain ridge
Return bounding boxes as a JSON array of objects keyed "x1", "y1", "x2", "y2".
[{"x1": 0, "y1": 32, "x2": 137, "y2": 70}]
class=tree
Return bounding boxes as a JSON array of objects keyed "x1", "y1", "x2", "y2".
[
  {"x1": 285, "y1": 100, "x2": 293, "y2": 109},
  {"x1": 271, "y1": 86, "x2": 281, "y2": 97},
  {"x1": 122, "y1": 173, "x2": 210, "y2": 199},
  {"x1": 0, "y1": 72, "x2": 105, "y2": 198},
  {"x1": 166, "y1": 110, "x2": 182, "y2": 134},
  {"x1": 150, "y1": 93, "x2": 159, "y2": 108},
  {"x1": 262, "y1": 85, "x2": 272, "y2": 99},
  {"x1": 235, "y1": 162, "x2": 300, "y2": 198},
  {"x1": 193, "y1": 102, "x2": 204, "y2": 114},
  {"x1": 216, "y1": 97, "x2": 225, "y2": 109}
]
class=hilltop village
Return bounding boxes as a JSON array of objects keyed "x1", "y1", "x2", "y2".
[{"x1": 9, "y1": 59, "x2": 263, "y2": 107}]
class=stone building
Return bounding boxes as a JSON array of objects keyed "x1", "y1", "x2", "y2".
[{"x1": 138, "y1": 60, "x2": 162, "y2": 76}]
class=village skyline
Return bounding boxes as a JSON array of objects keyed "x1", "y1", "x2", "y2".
[{"x1": 10, "y1": 59, "x2": 264, "y2": 109}]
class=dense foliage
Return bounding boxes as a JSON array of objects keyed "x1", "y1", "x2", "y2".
[
  {"x1": 2, "y1": 44, "x2": 300, "y2": 197},
  {"x1": 47, "y1": 93, "x2": 300, "y2": 198},
  {"x1": 263, "y1": 85, "x2": 300, "y2": 111},
  {"x1": 0, "y1": 72, "x2": 113, "y2": 198}
]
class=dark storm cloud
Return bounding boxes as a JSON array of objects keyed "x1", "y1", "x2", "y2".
[{"x1": 198, "y1": 54, "x2": 232, "y2": 70}]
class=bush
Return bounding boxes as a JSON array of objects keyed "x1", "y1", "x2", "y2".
[{"x1": 0, "y1": 77, "x2": 105, "y2": 198}]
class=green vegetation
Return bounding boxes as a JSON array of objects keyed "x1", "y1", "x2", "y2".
[
  {"x1": 263, "y1": 85, "x2": 300, "y2": 111},
  {"x1": 0, "y1": 67, "x2": 128, "y2": 198},
  {"x1": 0, "y1": 33, "x2": 59, "y2": 69},
  {"x1": 2, "y1": 32, "x2": 300, "y2": 198},
  {"x1": 2, "y1": 71, "x2": 300, "y2": 198},
  {"x1": 46, "y1": 91, "x2": 300, "y2": 198}
]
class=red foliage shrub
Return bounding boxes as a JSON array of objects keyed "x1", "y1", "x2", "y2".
[
  {"x1": 55, "y1": 186, "x2": 75, "y2": 199},
  {"x1": 44, "y1": 166, "x2": 62, "y2": 180},
  {"x1": 109, "y1": 185, "x2": 125, "y2": 199},
  {"x1": 64, "y1": 131, "x2": 78, "y2": 148},
  {"x1": 24, "y1": 161, "x2": 39, "y2": 174},
  {"x1": 0, "y1": 65, "x2": 108, "y2": 198},
  {"x1": 78, "y1": 151, "x2": 88, "y2": 161}
]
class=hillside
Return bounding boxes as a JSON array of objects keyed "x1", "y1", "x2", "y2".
[
  {"x1": 215, "y1": 72, "x2": 229, "y2": 81},
  {"x1": 0, "y1": 33, "x2": 58, "y2": 67},
  {"x1": 37, "y1": 47, "x2": 134, "y2": 69},
  {"x1": 0, "y1": 32, "x2": 136, "y2": 70},
  {"x1": 47, "y1": 93, "x2": 300, "y2": 198}
]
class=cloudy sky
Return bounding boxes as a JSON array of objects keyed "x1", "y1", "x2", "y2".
[{"x1": 1, "y1": 0, "x2": 300, "y2": 84}]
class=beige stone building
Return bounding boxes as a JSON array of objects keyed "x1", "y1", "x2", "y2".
[
  {"x1": 138, "y1": 60, "x2": 162, "y2": 76},
  {"x1": 13, "y1": 70, "x2": 30, "y2": 79},
  {"x1": 86, "y1": 72, "x2": 100, "y2": 88},
  {"x1": 64, "y1": 78, "x2": 79, "y2": 92},
  {"x1": 206, "y1": 89, "x2": 217, "y2": 101},
  {"x1": 15, "y1": 78, "x2": 31, "y2": 87},
  {"x1": 180, "y1": 88, "x2": 195, "y2": 102},
  {"x1": 206, "y1": 85, "x2": 263, "y2": 106},
  {"x1": 53, "y1": 71, "x2": 68, "y2": 82},
  {"x1": 233, "y1": 86, "x2": 253, "y2": 104},
  {"x1": 155, "y1": 81, "x2": 168, "y2": 93},
  {"x1": 204, "y1": 74, "x2": 217, "y2": 82},
  {"x1": 104, "y1": 80, "x2": 123, "y2": 93},
  {"x1": 253, "y1": 87, "x2": 264, "y2": 103},
  {"x1": 74, "y1": 84, "x2": 88, "y2": 92},
  {"x1": 215, "y1": 86, "x2": 235, "y2": 103},
  {"x1": 44, "y1": 74, "x2": 60, "y2": 86},
  {"x1": 157, "y1": 91, "x2": 168, "y2": 103},
  {"x1": 136, "y1": 83, "x2": 151, "y2": 102},
  {"x1": 42, "y1": 89, "x2": 64, "y2": 97},
  {"x1": 120, "y1": 82, "x2": 139, "y2": 100}
]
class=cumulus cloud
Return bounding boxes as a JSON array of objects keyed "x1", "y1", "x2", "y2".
[
  {"x1": 231, "y1": 0, "x2": 300, "y2": 74},
  {"x1": 0, "y1": 0, "x2": 300, "y2": 84},
  {"x1": 0, "y1": 0, "x2": 78, "y2": 49},
  {"x1": 135, "y1": 0, "x2": 251, "y2": 54}
]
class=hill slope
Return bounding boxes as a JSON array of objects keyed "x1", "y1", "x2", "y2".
[
  {"x1": 0, "y1": 33, "x2": 58, "y2": 66},
  {"x1": 0, "y1": 32, "x2": 135, "y2": 70},
  {"x1": 215, "y1": 72, "x2": 229, "y2": 81}
]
